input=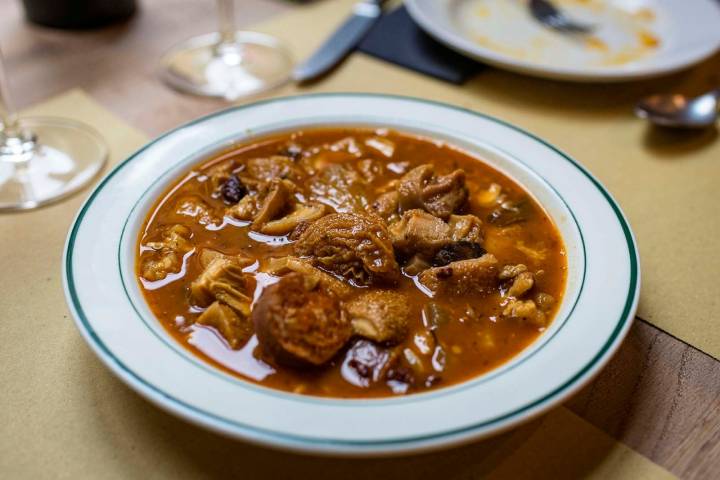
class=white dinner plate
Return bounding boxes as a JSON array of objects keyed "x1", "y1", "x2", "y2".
[
  {"x1": 406, "y1": 0, "x2": 720, "y2": 82},
  {"x1": 63, "y1": 94, "x2": 639, "y2": 455}
]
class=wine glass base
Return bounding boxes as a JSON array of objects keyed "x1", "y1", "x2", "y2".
[
  {"x1": 0, "y1": 117, "x2": 108, "y2": 212},
  {"x1": 159, "y1": 31, "x2": 293, "y2": 101}
]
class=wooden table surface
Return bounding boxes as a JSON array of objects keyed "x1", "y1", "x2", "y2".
[{"x1": 2, "y1": 1, "x2": 719, "y2": 478}]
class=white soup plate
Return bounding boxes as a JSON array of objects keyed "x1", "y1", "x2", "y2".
[
  {"x1": 406, "y1": 0, "x2": 720, "y2": 82},
  {"x1": 63, "y1": 94, "x2": 639, "y2": 456}
]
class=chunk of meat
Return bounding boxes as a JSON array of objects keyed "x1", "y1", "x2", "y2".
[
  {"x1": 535, "y1": 292, "x2": 556, "y2": 312},
  {"x1": 389, "y1": 210, "x2": 486, "y2": 267},
  {"x1": 498, "y1": 263, "x2": 535, "y2": 298},
  {"x1": 227, "y1": 194, "x2": 260, "y2": 221},
  {"x1": 225, "y1": 177, "x2": 280, "y2": 221},
  {"x1": 370, "y1": 190, "x2": 399, "y2": 219},
  {"x1": 198, "y1": 248, "x2": 252, "y2": 269},
  {"x1": 310, "y1": 163, "x2": 369, "y2": 213},
  {"x1": 190, "y1": 254, "x2": 254, "y2": 315},
  {"x1": 288, "y1": 221, "x2": 311, "y2": 241},
  {"x1": 252, "y1": 179, "x2": 294, "y2": 227},
  {"x1": 422, "y1": 169, "x2": 468, "y2": 218},
  {"x1": 507, "y1": 271, "x2": 535, "y2": 298},
  {"x1": 175, "y1": 196, "x2": 219, "y2": 226},
  {"x1": 145, "y1": 224, "x2": 193, "y2": 253},
  {"x1": 197, "y1": 301, "x2": 253, "y2": 349},
  {"x1": 252, "y1": 273, "x2": 351, "y2": 367},
  {"x1": 397, "y1": 165, "x2": 431, "y2": 212},
  {"x1": 389, "y1": 209, "x2": 451, "y2": 258},
  {"x1": 419, "y1": 254, "x2": 498, "y2": 295},
  {"x1": 141, "y1": 254, "x2": 180, "y2": 282},
  {"x1": 502, "y1": 299, "x2": 546, "y2": 327},
  {"x1": 245, "y1": 155, "x2": 302, "y2": 182},
  {"x1": 345, "y1": 290, "x2": 410, "y2": 344},
  {"x1": 190, "y1": 250, "x2": 255, "y2": 348},
  {"x1": 499, "y1": 263, "x2": 528, "y2": 280},
  {"x1": 264, "y1": 256, "x2": 352, "y2": 298},
  {"x1": 261, "y1": 203, "x2": 326, "y2": 236},
  {"x1": 227, "y1": 179, "x2": 315, "y2": 235},
  {"x1": 397, "y1": 165, "x2": 468, "y2": 219},
  {"x1": 294, "y1": 212, "x2": 400, "y2": 285},
  {"x1": 142, "y1": 225, "x2": 193, "y2": 281},
  {"x1": 448, "y1": 214, "x2": 483, "y2": 243}
]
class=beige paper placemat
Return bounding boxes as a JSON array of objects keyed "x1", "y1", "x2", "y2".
[
  {"x1": 250, "y1": 0, "x2": 720, "y2": 359},
  {"x1": 0, "y1": 91, "x2": 673, "y2": 478}
]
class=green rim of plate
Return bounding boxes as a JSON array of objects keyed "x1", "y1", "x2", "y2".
[{"x1": 64, "y1": 93, "x2": 639, "y2": 449}]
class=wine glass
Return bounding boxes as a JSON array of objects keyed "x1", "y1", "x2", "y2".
[
  {"x1": 159, "y1": 0, "x2": 293, "y2": 101},
  {"x1": 0, "y1": 48, "x2": 108, "y2": 212}
]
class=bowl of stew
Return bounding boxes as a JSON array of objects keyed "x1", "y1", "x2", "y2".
[{"x1": 64, "y1": 94, "x2": 639, "y2": 455}]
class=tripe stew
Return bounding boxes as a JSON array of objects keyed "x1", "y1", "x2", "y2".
[{"x1": 137, "y1": 128, "x2": 566, "y2": 398}]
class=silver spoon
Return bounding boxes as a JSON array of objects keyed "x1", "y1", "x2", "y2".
[{"x1": 635, "y1": 89, "x2": 720, "y2": 129}]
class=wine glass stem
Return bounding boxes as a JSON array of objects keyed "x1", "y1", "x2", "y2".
[
  {"x1": 0, "y1": 48, "x2": 20, "y2": 138},
  {"x1": 215, "y1": 0, "x2": 245, "y2": 66},
  {"x1": 217, "y1": 0, "x2": 237, "y2": 46}
]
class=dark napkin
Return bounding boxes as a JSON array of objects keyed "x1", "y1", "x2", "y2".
[{"x1": 357, "y1": 5, "x2": 483, "y2": 84}]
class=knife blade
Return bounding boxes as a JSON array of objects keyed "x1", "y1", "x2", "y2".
[{"x1": 293, "y1": 1, "x2": 384, "y2": 83}]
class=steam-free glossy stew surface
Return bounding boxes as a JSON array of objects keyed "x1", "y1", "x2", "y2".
[{"x1": 137, "y1": 128, "x2": 566, "y2": 398}]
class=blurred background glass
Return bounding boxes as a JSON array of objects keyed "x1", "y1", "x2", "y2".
[
  {"x1": 159, "y1": 0, "x2": 293, "y2": 101},
  {"x1": 0, "y1": 48, "x2": 107, "y2": 211}
]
